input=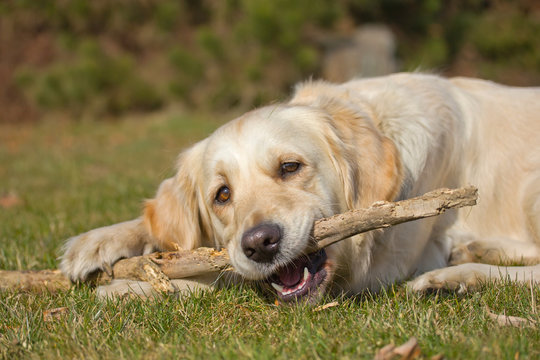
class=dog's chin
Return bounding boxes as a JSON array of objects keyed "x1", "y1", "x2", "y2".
[{"x1": 265, "y1": 248, "x2": 332, "y2": 304}]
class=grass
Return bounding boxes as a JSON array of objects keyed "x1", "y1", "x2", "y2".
[{"x1": 1, "y1": 112, "x2": 539, "y2": 359}]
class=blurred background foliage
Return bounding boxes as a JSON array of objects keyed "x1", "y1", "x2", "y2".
[{"x1": 1, "y1": 0, "x2": 539, "y2": 123}]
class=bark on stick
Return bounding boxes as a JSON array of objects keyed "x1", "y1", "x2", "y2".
[{"x1": 312, "y1": 186, "x2": 478, "y2": 250}]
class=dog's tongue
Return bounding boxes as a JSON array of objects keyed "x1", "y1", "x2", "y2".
[
  {"x1": 278, "y1": 258, "x2": 307, "y2": 287},
  {"x1": 278, "y1": 267, "x2": 302, "y2": 287}
]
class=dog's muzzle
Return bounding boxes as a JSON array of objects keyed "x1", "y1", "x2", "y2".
[{"x1": 268, "y1": 248, "x2": 329, "y2": 302}]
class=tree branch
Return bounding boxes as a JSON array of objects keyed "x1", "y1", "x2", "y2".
[
  {"x1": 312, "y1": 186, "x2": 478, "y2": 250},
  {"x1": 0, "y1": 186, "x2": 477, "y2": 292}
]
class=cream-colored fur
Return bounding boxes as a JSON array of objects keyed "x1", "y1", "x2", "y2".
[{"x1": 60, "y1": 73, "x2": 540, "y2": 299}]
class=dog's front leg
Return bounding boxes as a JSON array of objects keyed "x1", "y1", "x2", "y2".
[
  {"x1": 407, "y1": 263, "x2": 540, "y2": 293},
  {"x1": 60, "y1": 218, "x2": 158, "y2": 282}
]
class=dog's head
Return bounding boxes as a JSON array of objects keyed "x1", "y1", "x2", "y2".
[{"x1": 144, "y1": 100, "x2": 402, "y2": 303}]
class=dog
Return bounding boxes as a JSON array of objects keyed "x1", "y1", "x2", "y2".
[{"x1": 60, "y1": 73, "x2": 540, "y2": 303}]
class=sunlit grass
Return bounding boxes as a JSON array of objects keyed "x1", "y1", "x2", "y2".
[
  {"x1": 0, "y1": 113, "x2": 538, "y2": 358},
  {"x1": 0, "y1": 111, "x2": 221, "y2": 270}
]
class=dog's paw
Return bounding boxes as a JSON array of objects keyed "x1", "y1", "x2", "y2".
[
  {"x1": 60, "y1": 232, "x2": 112, "y2": 282},
  {"x1": 448, "y1": 242, "x2": 477, "y2": 265},
  {"x1": 59, "y1": 219, "x2": 154, "y2": 282},
  {"x1": 406, "y1": 264, "x2": 488, "y2": 293},
  {"x1": 449, "y1": 241, "x2": 502, "y2": 265}
]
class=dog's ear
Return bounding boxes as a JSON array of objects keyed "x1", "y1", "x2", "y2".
[
  {"x1": 143, "y1": 141, "x2": 212, "y2": 250},
  {"x1": 317, "y1": 98, "x2": 403, "y2": 209}
]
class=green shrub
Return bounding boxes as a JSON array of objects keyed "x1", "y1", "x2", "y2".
[
  {"x1": 3, "y1": 0, "x2": 540, "y2": 122},
  {"x1": 16, "y1": 40, "x2": 163, "y2": 117},
  {"x1": 196, "y1": 27, "x2": 224, "y2": 60},
  {"x1": 472, "y1": 11, "x2": 540, "y2": 67},
  {"x1": 154, "y1": 1, "x2": 185, "y2": 31},
  {"x1": 165, "y1": 0, "x2": 340, "y2": 110}
]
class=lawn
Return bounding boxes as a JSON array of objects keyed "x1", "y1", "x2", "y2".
[{"x1": 1, "y1": 112, "x2": 538, "y2": 359}]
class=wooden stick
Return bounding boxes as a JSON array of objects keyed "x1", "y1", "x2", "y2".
[
  {"x1": 97, "y1": 247, "x2": 232, "y2": 284},
  {"x1": 104, "y1": 186, "x2": 477, "y2": 281},
  {"x1": 311, "y1": 186, "x2": 478, "y2": 250},
  {"x1": 0, "y1": 269, "x2": 71, "y2": 293},
  {"x1": 0, "y1": 186, "x2": 477, "y2": 292}
]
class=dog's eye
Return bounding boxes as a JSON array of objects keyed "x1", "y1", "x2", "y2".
[
  {"x1": 215, "y1": 186, "x2": 231, "y2": 204},
  {"x1": 280, "y1": 162, "x2": 301, "y2": 177}
]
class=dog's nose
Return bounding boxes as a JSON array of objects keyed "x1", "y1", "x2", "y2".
[{"x1": 241, "y1": 223, "x2": 281, "y2": 262}]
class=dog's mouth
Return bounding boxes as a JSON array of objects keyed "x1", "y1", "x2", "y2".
[{"x1": 268, "y1": 248, "x2": 330, "y2": 303}]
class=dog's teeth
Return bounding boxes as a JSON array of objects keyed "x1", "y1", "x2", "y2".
[
  {"x1": 271, "y1": 282, "x2": 284, "y2": 293},
  {"x1": 303, "y1": 267, "x2": 309, "y2": 281}
]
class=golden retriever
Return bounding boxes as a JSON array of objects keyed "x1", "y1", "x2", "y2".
[{"x1": 60, "y1": 73, "x2": 540, "y2": 302}]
